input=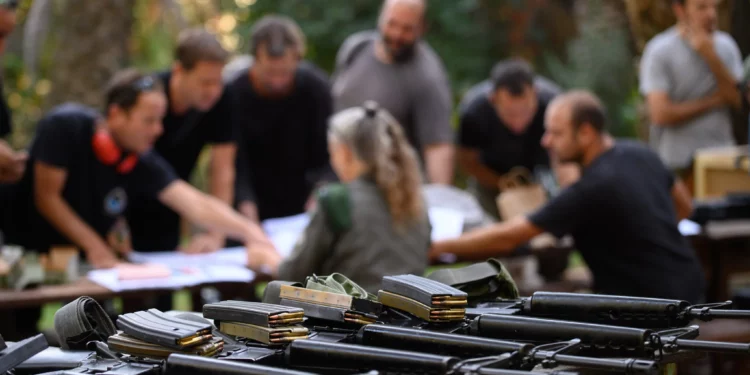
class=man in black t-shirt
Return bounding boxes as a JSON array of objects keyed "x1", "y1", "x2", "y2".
[
  {"x1": 0, "y1": 0, "x2": 25, "y2": 184},
  {"x1": 0, "y1": 69, "x2": 273, "y2": 340},
  {"x1": 126, "y1": 28, "x2": 237, "y2": 254},
  {"x1": 229, "y1": 15, "x2": 333, "y2": 223},
  {"x1": 1, "y1": 69, "x2": 273, "y2": 267},
  {"x1": 433, "y1": 91, "x2": 705, "y2": 303},
  {"x1": 458, "y1": 59, "x2": 568, "y2": 219}
]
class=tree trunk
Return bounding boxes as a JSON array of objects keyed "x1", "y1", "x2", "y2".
[{"x1": 44, "y1": 0, "x2": 136, "y2": 110}]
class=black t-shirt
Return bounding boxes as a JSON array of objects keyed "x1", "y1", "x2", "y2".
[
  {"x1": 1, "y1": 103, "x2": 178, "y2": 252},
  {"x1": 528, "y1": 140, "x2": 706, "y2": 303},
  {"x1": 126, "y1": 71, "x2": 236, "y2": 251},
  {"x1": 458, "y1": 88, "x2": 555, "y2": 176},
  {"x1": 229, "y1": 63, "x2": 333, "y2": 221}
]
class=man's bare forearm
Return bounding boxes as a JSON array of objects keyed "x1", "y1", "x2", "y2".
[
  {"x1": 436, "y1": 222, "x2": 518, "y2": 260},
  {"x1": 165, "y1": 182, "x2": 269, "y2": 244},
  {"x1": 652, "y1": 94, "x2": 722, "y2": 126},
  {"x1": 36, "y1": 195, "x2": 110, "y2": 255},
  {"x1": 424, "y1": 144, "x2": 455, "y2": 184}
]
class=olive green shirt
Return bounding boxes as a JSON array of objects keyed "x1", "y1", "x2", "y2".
[{"x1": 277, "y1": 177, "x2": 431, "y2": 294}]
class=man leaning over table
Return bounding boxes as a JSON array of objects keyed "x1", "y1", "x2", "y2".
[
  {"x1": 0, "y1": 69, "x2": 276, "y2": 340},
  {"x1": 430, "y1": 90, "x2": 705, "y2": 304}
]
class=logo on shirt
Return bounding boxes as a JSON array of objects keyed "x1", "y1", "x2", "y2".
[{"x1": 103, "y1": 187, "x2": 128, "y2": 216}]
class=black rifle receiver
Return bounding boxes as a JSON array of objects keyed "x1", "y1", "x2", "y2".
[{"x1": 509, "y1": 292, "x2": 750, "y2": 329}]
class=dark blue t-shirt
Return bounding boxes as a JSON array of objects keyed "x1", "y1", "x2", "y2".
[
  {"x1": 528, "y1": 140, "x2": 705, "y2": 303},
  {"x1": 126, "y1": 71, "x2": 236, "y2": 251},
  {"x1": 1, "y1": 103, "x2": 178, "y2": 252}
]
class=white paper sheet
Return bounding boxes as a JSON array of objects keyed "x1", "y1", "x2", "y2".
[
  {"x1": 88, "y1": 208, "x2": 465, "y2": 292},
  {"x1": 428, "y1": 207, "x2": 465, "y2": 241},
  {"x1": 678, "y1": 219, "x2": 701, "y2": 236},
  {"x1": 88, "y1": 247, "x2": 255, "y2": 292}
]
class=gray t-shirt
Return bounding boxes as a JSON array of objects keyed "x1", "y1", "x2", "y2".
[
  {"x1": 639, "y1": 26, "x2": 743, "y2": 170},
  {"x1": 331, "y1": 31, "x2": 453, "y2": 158}
]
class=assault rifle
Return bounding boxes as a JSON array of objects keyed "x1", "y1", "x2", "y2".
[
  {"x1": 11, "y1": 341, "x2": 163, "y2": 375},
  {"x1": 467, "y1": 314, "x2": 750, "y2": 358},
  {"x1": 470, "y1": 292, "x2": 750, "y2": 329},
  {"x1": 352, "y1": 324, "x2": 658, "y2": 374}
]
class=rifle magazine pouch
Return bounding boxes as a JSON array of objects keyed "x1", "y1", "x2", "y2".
[
  {"x1": 54, "y1": 296, "x2": 117, "y2": 350},
  {"x1": 427, "y1": 259, "x2": 520, "y2": 302}
]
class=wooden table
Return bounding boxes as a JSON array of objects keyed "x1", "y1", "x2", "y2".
[
  {"x1": 0, "y1": 278, "x2": 258, "y2": 311},
  {"x1": 689, "y1": 220, "x2": 750, "y2": 302}
]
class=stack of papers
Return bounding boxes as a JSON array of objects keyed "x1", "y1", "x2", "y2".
[
  {"x1": 88, "y1": 247, "x2": 254, "y2": 292},
  {"x1": 88, "y1": 207, "x2": 466, "y2": 292}
]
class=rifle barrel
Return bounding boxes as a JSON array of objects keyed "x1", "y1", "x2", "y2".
[
  {"x1": 165, "y1": 353, "x2": 314, "y2": 375},
  {"x1": 476, "y1": 370, "x2": 577, "y2": 375},
  {"x1": 688, "y1": 309, "x2": 750, "y2": 320},
  {"x1": 673, "y1": 339, "x2": 750, "y2": 354},
  {"x1": 286, "y1": 339, "x2": 459, "y2": 374},
  {"x1": 357, "y1": 324, "x2": 532, "y2": 358},
  {"x1": 535, "y1": 352, "x2": 659, "y2": 375}
]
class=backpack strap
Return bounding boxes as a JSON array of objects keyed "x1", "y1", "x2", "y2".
[
  {"x1": 317, "y1": 183, "x2": 352, "y2": 235},
  {"x1": 334, "y1": 31, "x2": 377, "y2": 74}
]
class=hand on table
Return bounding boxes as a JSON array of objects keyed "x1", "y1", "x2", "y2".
[
  {"x1": 86, "y1": 246, "x2": 120, "y2": 269},
  {"x1": 181, "y1": 233, "x2": 223, "y2": 254},
  {"x1": 246, "y1": 240, "x2": 281, "y2": 276}
]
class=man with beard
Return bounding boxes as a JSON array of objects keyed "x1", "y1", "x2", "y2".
[
  {"x1": 430, "y1": 91, "x2": 706, "y2": 303},
  {"x1": 0, "y1": 0, "x2": 25, "y2": 184},
  {"x1": 228, "y1": 15, "x2": 333, "y2": 224},
  {"x1": 331, "y1": 0, "x2": 454, "y2": 184},
  {"x1": 640, "y1": 0, "x2": 743, "y2": 195}
]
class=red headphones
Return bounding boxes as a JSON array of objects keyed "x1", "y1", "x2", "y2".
[{"x1": 91, "y1": 128, "x2": 138, "y2": 174}]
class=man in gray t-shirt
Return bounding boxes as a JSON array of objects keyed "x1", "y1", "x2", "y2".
[
  {"x1": 639, "y1": 0, "x2": 743, "y2": 192},
  {"x1": 331, "y1": 0, "x2": 454, "y2": 184}
]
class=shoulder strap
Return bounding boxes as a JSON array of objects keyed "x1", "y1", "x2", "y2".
[
  {"x1": 336, "y1": 32, "x2": 377, "y2": 72},
  {"x1": 317, "y1": 183, "x2": 352, "y2": 235}
]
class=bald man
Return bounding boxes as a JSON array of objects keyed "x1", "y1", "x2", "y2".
[
  {"x1": 0, "y1": 0, "x2": 25, "y2": 183},
  {"x1": 332, "y1": 0, "x2": 454, "y2": 184},
  {"x1": 432, "y1": 91, "x2": 706, "y2": 303}
]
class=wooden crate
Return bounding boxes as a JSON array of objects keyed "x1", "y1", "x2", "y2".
[{"x1": 693, "y1": 145, "x2": 750, "y2": 199}]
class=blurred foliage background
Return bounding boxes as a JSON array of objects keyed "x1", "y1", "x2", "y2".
[{"x1": 2, "y1": 0, "x2": 748, "y2": 184}]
